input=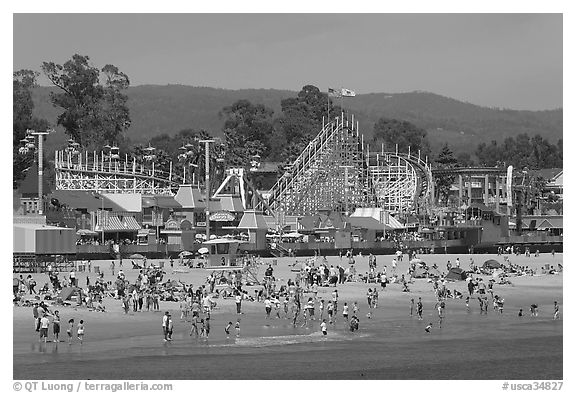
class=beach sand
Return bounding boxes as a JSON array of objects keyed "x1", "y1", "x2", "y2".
[{"x1": 13, "y1": 253, "x2": 563, "y2": 379}]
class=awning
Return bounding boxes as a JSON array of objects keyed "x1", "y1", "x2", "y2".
[{"x1": 97, "y1": 216, "x2": 141, "y2": 232}]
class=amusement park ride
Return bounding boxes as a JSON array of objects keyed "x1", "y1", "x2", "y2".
[{"x1": 54, "y1": 112, "x2": 435, "y2": 223}]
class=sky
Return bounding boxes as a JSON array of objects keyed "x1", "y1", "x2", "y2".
[{"x1": 13, "y1": 13, "x2": 562, "y2": 110}]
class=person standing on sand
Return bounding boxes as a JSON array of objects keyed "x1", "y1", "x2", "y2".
[
  {"x1": 162, "y1": 311, "x2": 169, "y2": 341},
  {"x1": 235, "y1": 291, "x2": 243, "y2": 314},
  {"x1": 39, "y1": 314, "x2": 50, "y2": 343},
  {"x1": 225, "y1": 321, "x2": 233, "y2": 338},
  {"x1": 52, "y1": 310, "x2": 61, "y2": 343},
  {"x1": 167, "y1": 315, "x2": 173, "y2": 341},
  {"x1": 235, "y1": 319, "x2": 241, "y2": 338},
  {"x1": 342, "y1": 302, "x2": 349, "y2": 321},
  {"x1": 320, "y1": 319, "x2": 328, "y2": 336},
  {"x1": 417, "y1": 297, "x2": 423, "y2": 320},
  {"x1": 67, "y1": 319, "x2": 74, "y2": 345},
  {"x1": 410, "y1": 298, "x2": 414, "y2": 317},
  {"x1": 77, "y1": 320, "x2": 85, "y2": 345}
]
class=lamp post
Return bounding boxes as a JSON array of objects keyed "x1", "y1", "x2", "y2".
[
  {"x1": 199, "y1": 139, "x2": 215, "y2": 240},
  {"x1": 20, "y1": 128, "x2": 54, "y2": 214}
]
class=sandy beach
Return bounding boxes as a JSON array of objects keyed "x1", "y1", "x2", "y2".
[{"x1": 13, "y1": 252, "x2": 563, "y2": 379}]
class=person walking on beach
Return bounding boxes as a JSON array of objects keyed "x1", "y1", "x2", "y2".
[
  {"x1": 465, "y1": 297, "x2": 470, "y2": 313},
  {"x1": 367, "y1": 288, "x2": 373, "y2": 309},
  {"x1": 553, "y1": 301, "x2": 560, "y2": 320},
  {"x1": 190, "y1": 315, "x2": 199, "y2": 338},
  {"x1": 417, "y1": 298, "x2": 423, "y2": 320},
  {"x1": 204, "y1": 315, "x2": 210, "y2": 339},
  {"x1": 436, "y1": 301, "x2": 445, "y2": 328},
  {"x1": 332, "y1": 289, "x2": 339, "y2": 314},
  {"x1": 77, "y1": 320, "x2": 85, "y2": 345},
  {"x1": 225, "y1": 321, "x2": 233, "y2": 338},
  {"x1": 530, "y1": 304, "x2": 538, "y2": 317},
  {"x1": 167, "y1": 315, "x2": 173, "y2": 341},
  {"x1": 410, "y1": 298, "x2": 414, "y2": 317},
  {"x1": 319, "y1": 299, "x2": 325, "y2": 320},
  {"x1": 52, "y1": 310, "x2": 61, "y2": 343}
]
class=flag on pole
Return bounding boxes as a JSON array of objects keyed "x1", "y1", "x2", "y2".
[
  {"x1": 328, "y1": 88, "x2": 342, "y2": 98},
  {"x1": 341, "y1": 88, "x2": 356, "y2": 97}
]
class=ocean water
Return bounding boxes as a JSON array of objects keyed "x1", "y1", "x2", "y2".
[{"x1": 13, "y1": 312, "x2": 563, "y2": 380}]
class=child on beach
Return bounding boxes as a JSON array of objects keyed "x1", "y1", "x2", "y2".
[
  {"x1": 327, "y1": 301, "x2": 334, "y2": 324},
  {"x1": 425, "y1": 322, "x2": 433, "y2": 333},
  {"x1": 530, "y1": 304, "x2": 538, "y2": 317},
  {"x1": 274, "y1": 297, "x2": 282, "y2": 319},
  {"x1": 264, "y1": 297, "x2": 272, "y2": 319},
  {"x1": 67, "y1": 319, "x2": 74, "y2": 344},
  {"x1": 319, "y1": 299, "x2": 325, "y2": 320},
  {"x1": 410, "y1": 298, "x2": 414, "y2": 317},
  {"x1": 518, "y1": 309, "x2": 523, "y2": 317},
  {"x1": 199, "y1": 319, "x2": 206, "y2": 338},
  {"x1": 465, "y1": 297, "x2": 470, "y2": 313},
  {"x1": 342, "y1": 302, "x2": 349, "y2": 321},
  {"x1": 320, "y1": 319, "x2": 327, "y2": 336},
  {"x1": 77, "y1": 320, "x2": 84, "y2": 345},
  {"x1": 235, "y1": 319, "x2": 241, "y2": 338}
]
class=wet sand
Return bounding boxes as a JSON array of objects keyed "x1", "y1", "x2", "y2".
[{"x1": 13, "y1": 253, "x2": 563, "y2": 379}]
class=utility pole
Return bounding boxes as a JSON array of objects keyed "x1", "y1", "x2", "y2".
[{"x1": 199, "y1": 139, "x2": 215, "y2": 240}]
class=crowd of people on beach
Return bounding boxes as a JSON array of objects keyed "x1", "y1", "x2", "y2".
[{"x1": 15, "y1": 249, "x2": 562, "y2": 346}]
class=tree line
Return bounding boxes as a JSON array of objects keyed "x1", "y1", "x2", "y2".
[{"x1": 13, "y1": 54, "x2": 563, "y2": 191}]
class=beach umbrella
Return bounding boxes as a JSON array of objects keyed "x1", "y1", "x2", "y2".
[
  {"x1": 129, "y1": 253, "x2": 145, "y2": 259},
  {"x1": 179, "y1": 251, "x2": 193, "y2": 257},
  {"x1": 483, "y1": 259, "x2": 501, "y2": 269},
  {"x1": 198, "y1": 247, "x2": 209, "y2": 254}
]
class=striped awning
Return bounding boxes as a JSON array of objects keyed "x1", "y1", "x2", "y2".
[{"x1": 96, "y1": 216, "x2": 141, "y2": 232}]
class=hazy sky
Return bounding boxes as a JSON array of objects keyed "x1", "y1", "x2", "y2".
[{"x1": 13, "y1": 13, "x2": 562, "y2": 110}]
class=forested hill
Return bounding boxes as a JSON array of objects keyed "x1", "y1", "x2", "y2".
[{"x1": 31, "y1": 85, "x2": 562, "y2": 155}]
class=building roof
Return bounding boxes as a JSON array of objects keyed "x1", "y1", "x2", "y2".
[
  {"x1": 142, "y1": 195, "x2": 182, "y2": 209},
  {"x1": 521, "y1": 215, "x2": 563, "y2": 229},
  {"x1": 103, "y1": 193, "x2": 142, "y2": 212},
  {"x1": 237, "y1": 210, "x2": 268, "y2": 230},
  {"x1": 351, "y1": 207, "x2": 405, "y2": 229},
  {"x1": 174, "y1": 185, "x2": 206, "y2": 209},
  {"x1": 217, "y1": 195, "x2": 244, "y2": 212},
  {"x1": 48, "y1": 190, "x2": 123, "y2": 211}
]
